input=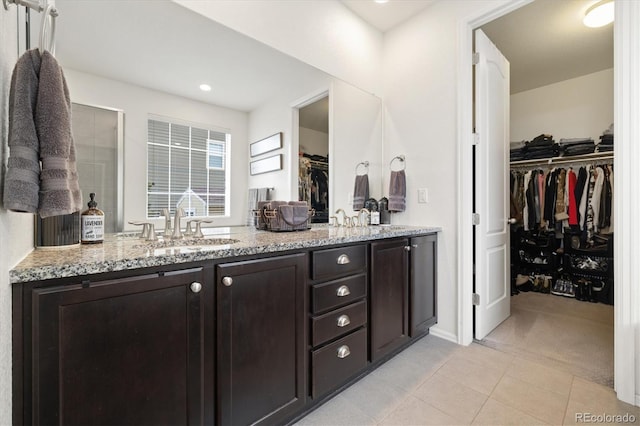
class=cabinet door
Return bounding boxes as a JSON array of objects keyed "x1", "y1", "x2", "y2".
[
  {"x1": 31, "y1": 267, "x2": 213, "y2": 426},
  {"x1": 216, "y1": 253, "x2": 307, "y2": 426},
  {"x1": 410, "y1": 234, "x2": 438, "y2": 337},
  {"x1": 370, "y1": 238, "x2": 409, "y2": 362}
]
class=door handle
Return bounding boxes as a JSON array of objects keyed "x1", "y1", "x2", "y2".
[{"x1": 507, "y1": 218, "x2": 517, "y2": 224}]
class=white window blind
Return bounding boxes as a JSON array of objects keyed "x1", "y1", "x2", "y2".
[{"x1": 147, "y1": 118, "x2": 229, "y2": 218}]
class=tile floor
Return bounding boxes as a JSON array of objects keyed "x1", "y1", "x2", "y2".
[{"x1": 296, "y1": 294, "x2": 639, "y2": 425}]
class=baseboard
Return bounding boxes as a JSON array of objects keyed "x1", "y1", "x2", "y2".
[{"x1": 428, "y1": 326, "x2": 458, "y2": 344}]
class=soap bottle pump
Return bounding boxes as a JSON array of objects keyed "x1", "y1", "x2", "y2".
[{"x1": 81, "y1": 193, "x2": 105, "y2": 244}]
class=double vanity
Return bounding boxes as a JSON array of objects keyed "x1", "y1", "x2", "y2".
[{"x1": 11, "y1": 224, "x2": 440, "y2": 425}]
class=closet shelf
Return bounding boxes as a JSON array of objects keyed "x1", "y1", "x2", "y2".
[{"x1": 510, "y1": 151, "x2": 613, "y2": 168}]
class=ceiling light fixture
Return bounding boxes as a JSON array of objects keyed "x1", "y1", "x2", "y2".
[
  {"x1": 374, "y1": 0, "x2": 389, "y2": 4},
  {"x1": 199, "y1": 83, "x2": 212, "y2": 92},
  {"x1": 583, "y1": 0, "x2": 614, "y2": 28}
]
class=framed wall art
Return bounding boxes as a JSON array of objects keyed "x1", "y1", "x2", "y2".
[
  {"x1": 250, "y1": 154, "x2": 282, "y2": 175},
  {"x1": 250, "y1": 132, "x2": 282, "y2": 157}
]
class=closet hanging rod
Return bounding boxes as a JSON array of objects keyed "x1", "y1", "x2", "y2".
[
  {"x1": 3, "y1": 0, "x2": 58, "y2": 16},
  {"x1": 510, "y1": 152, "x2": 613, "y2": 168}
]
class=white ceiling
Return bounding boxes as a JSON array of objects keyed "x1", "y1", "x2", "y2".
[
  {"x1": 479, "y1": 0, "x2": 613, "y2": 94},
  {"x1": 52, "y1": 0, "x2": 328, "y2": 112},
  {"x1": 340, "y1": 0, "x2": 435, "y2": 32},
  {"x1": 52, "y1": 0, "x2": 613, "y2": 111},
  {"x1": 343, "y1": 0, "x2": 613, "y2": 94}
]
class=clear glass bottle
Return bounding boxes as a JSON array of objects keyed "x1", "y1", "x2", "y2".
[{"x1": 81, "y1": 193, "x2": 105, "y2": 244}]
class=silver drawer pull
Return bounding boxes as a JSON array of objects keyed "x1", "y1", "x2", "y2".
[
  {"x1": 336, "y1": 315, "x2": 351, "y2": 327},
  {"x1": 337, "y1": 254, "x2": 351, "y2": 265},
  {"x1": 337, "y1": 345, "x2": 351, "y2": 359},
  {"x1": 336, "y1": 285, "x2": 351, "y2": 297},
  {"x1": 222, "y1": 276, "x2": 233, "y2": 287},
  {"x1": 190, "y1": 282, "x2": 202, "y2": 293}
]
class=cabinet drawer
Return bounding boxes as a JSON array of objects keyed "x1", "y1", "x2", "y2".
[
  {"x1": 311, "y1": 274, "x2": 366, "y2": 314},
  {"x1": 311, "y1": 301, "x2": 367, "y2": 347},
  {"x1": 311, "y1": 244, "x2": 367, "y2": 280},
  {"x1": 311, "y1": 328, "x2": 367, "y2": 399}
]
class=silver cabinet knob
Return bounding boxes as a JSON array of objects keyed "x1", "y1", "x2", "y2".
[
  {"x1": 508, "y1": 218, "x2": 517, "y2": 224},
  {"x1": 190, "y1": 281, "x2": 202, "y2": 293},
  {"x1": 412, "y1": 244, "x2": 418, "y2": 248},
  {"x1": 337, "y1": 254, "x2": 351, "y2": 264},
  {"x1": 404, "y1": 246, "x2": 411, "y2": 251},
  {"x1": 222, "y1": 276, "x2": 233, "y2": 287},
  {"x1": 336, "y1": 315, "x2": 351, "y2": 327},
  {"x1": 336, "y1": 285, "x2": 351, "y2": 297},
  {"x1": 337, "y1": 345, "x2": 351, "y2": 359}
]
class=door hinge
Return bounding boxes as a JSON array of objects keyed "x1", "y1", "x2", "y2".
[
  {"x1": 472, "y1": 213, "x2": 480, "y2": 225},
  {"x1": 472, "y1": 293, "x2": 480, "y2": 306},
  {"x1": 472, "y1": 132, "x2": 480, "y2": 146},
  {"x1": 472, "y1": 52, "x2": 480, "y2": 65}
]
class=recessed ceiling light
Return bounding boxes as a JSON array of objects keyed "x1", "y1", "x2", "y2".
[
  {"x1": 583, "y1": 0, "x2": 614, "y2": 28},
  {"x1": 199, "y1": 84, "x2": 212, "y2": 92},
  {"x1": 374, "y1": 0, "x2": 389, "y2": 4}
]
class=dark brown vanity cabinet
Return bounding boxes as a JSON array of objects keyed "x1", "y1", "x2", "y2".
[
  {"x1": 309, "y1": 244, "x2": 368, "y2": 399},
  {"x1": 410, "y1": 234, "x2": 438, "y2": 337},
  {"x1": 370, "y1": 238, "x2": 410, "y2": 362},
  {"x1": 21, "y1": 266, "x2": 213, "y2": 426},
  {"x1": 370, "y1": 233, "x2": 438, "y2": 360},
  {"x1": 216, "y1": 253, "x2": 307, "y2": 426}
]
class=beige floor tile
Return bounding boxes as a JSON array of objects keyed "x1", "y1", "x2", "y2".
[
  {"x1": 472, "y1": 398, "x2": 549, "y2": 425},
  {"x1": 379, "y1": 395, "x2": 463, "y2": 426},
  {"x1": 293, "y1": 394, "x2": 377, "y2": 426},
  {"x1": 563, "y1": 399, "x2": 640, "y2": 425},
  {"x1": 436, "y1": 354, "x2": 505, "y2": 395},
  {"x1": 563, "y1": 377, "x2": 640, "y2": 424},
  {"x1": 370, "y1": 351, "x2": 441, "y2": 392},
  {"x1": 505, "y1": 357, "x2": 573, "y2": 397},
  {"x1": 338, "y1": 371, "x2": 408, "y2": 422},
  {"x1": 491, "y1": 375, "x2": 568, "y2": 425},
  {"x1": 456, "y1": 342, "x2": 515, "y2": 372},
  {"x1": 413, "y1": 372, "x2": 488, "y2": 424}
]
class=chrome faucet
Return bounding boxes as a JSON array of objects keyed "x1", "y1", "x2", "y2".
[
  {"x1": 171, "y1": 207, "x2": 185, "y2": 239},
  {"x1": 335, "y1": 208, "x2": 348, "y2": 227},
  {"x1": 358, "y1": 208, "x2": 370, "y2": 227},
  {"x1": 161, "y1": 208, "x2": 172, "y2": 237}
]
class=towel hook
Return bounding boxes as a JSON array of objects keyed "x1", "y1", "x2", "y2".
[
  {"x1": 390, "y1": 155, "x2": 406, "y2": 171},
  {"x1": 39, "y1": 3, "x2": 57, "y2": 55},
  {"x1": 355, "y1": 161, "x2": 369, "y2": 176}
]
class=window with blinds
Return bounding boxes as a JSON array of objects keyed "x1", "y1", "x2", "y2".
[{"x1": 147, "y1": 118, "x2": 230, "y2": 218}]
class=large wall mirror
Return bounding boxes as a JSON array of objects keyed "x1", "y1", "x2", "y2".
[{"x1": 37, "y1": 0, "x2": 382, "y2": 230}]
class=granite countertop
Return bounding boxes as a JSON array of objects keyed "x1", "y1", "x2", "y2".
[{"x1": 10, "y1": 224, "x2": 441, "y2": 284}]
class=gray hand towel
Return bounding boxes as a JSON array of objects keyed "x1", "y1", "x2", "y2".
[
  {"x1": 37, "y1": 51, "x2": 82, "y2": 217},
  {"x1": 388, "y1": 170, "x2": 406, "y2": 212},
  {"x1": 3, "y1": 49, "x2": 82, "y2": 218},
  {"x1": 353, "y1": 174, "x2": 370, "y2": 210},
  {"x1": 3, "y1": 49, "x2": 42, "y2": 213}
]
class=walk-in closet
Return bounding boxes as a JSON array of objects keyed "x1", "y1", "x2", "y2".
[
  {"x1": 479, "y1": 0, "x2": 615, "y2": 387},
  {"x1": 298, "y1": 96, "x2": 329, "y2": 223}
]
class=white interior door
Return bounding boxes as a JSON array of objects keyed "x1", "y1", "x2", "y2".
[{"x1": 474, "y1": 29, "x2": 510, "y2": 340}]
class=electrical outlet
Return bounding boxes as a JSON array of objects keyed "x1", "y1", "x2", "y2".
[{"x1": 418, "y1": 188, "x2": 428, "y2": 203}]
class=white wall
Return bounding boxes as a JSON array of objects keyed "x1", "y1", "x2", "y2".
[
  {"x1": 174, "y1": 0, "x2": 383, "y2": 96},
  {"x1": 65, "y1": 69, "x2": 249, "y2": 229},
  {"x1": 300, "y1": 128, "x2": 328, "y2": 157},
  {"x1": 331, "y1": 79, "x2": 383, "y2": 213},
  {"x1": 511, "y1": 68, "x2": 614, "y2": 142},
  {"x1": 0, "y1": 8, "x2": 36, "y2": 423},
  {"x1": 383, "y1": 0, "x2": 508, "y2": 341}
]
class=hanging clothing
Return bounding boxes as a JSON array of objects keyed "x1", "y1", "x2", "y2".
[{"x1": 567, "y1": 169, "x2": 578, "y2": 226}]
